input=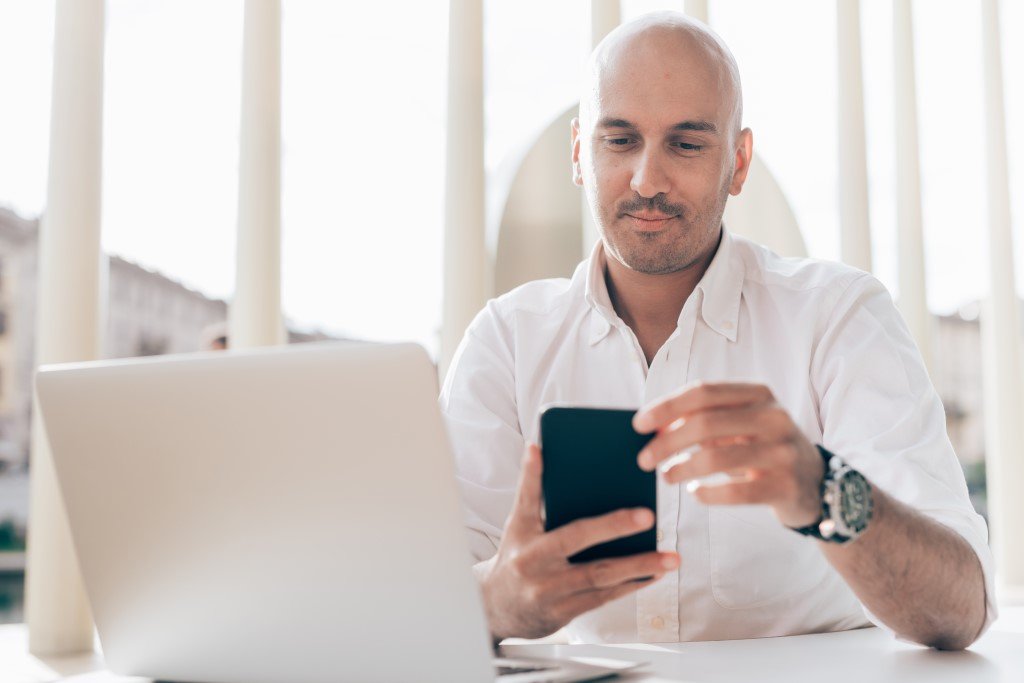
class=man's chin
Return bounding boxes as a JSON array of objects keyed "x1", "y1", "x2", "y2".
[{"x1": 615, "y1": 250, "x2": 698, "y2": 276}]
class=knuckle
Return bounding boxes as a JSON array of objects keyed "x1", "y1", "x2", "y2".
[
  {"x1": 534, "y1": 580, "x2": 558, "y2": 603},
  {"x1": 689, "y1": 412, "x2": 710, "y2": 435},
  {"x1": 777, "y1": 406, "x2": 795, "y2": 428},
  {"x1": 700, "y1": 448, "x2": 723, "y2": 474},
  {"x1": 508, "y1": 550, "x2": 531, "y2": 578},
  {"x1": 521, "y1": 583, "x2": 541, "y2": 606},
  {"x1": 557, "y1": 534, "x2": 577, "y2": 559},
  {"x1": 776, "y1": 443, "x2": 799, "y2": 467},
  {"x1": 764, "y1": 404, "x2": 790, "y2": 431},
  {"x1": 587, "y1": 561, "x2": 611, "y2": 588}
]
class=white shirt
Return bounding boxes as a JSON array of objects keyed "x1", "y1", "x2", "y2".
[{"x1": 439, "y1": 228, "x2": 996, "y2": 644}]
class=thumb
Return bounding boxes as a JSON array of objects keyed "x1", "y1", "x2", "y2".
[{"x1": 507, "y1": 443, "x2": 544, "y2": 536}]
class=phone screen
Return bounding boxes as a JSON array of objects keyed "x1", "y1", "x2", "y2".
[{"x1": 540, "y1": 406, "x2": 656, "y2": 563}]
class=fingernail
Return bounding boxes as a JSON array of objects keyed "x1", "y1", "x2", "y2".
[
  {"x1": 661, "y1": 554, "x2": 680, "y2": 570},
  {"x1": 685, "y1": 480, "x2": 701, "y2": 494},
  {"x1": 637, "y1": 450, "x2": 652, "y2": 471},
  {"x1": 633, "y1": 414, "x2": 650, "y2": 432},
  {"x1": 633, "y1": 508, "x2": 653, "y2": 526}
]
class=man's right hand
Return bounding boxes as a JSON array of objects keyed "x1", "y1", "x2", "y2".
[{"x1": 474, "y1": 444, "x2": 680, "y2": 642}]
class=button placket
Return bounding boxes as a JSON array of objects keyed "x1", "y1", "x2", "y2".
[{"x1": 635, "y1": 299, "x2": 699, "y2": 643}]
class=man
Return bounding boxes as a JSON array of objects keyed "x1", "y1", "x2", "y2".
[{"x1": 440, "y1": 11, "x2": 993, "y2": 649}]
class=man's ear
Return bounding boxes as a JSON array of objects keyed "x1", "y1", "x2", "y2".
[
  {"x1": 571, "y1": 117, "x2": 583, "y2": 187},
  {"x1": 728, "y1": 128, "x2": 754, "y2": 196}
]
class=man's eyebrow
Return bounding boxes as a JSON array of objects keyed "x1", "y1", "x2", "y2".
[
  {"x1": 671, "y1": 120, "x2": 719, "y2": 134},
  {"x1": 596, "y1": 117, "x2": 637, "y2": 130},
  {"x1": 594, "y1": 117, "x2": 720, "y2": 134}
]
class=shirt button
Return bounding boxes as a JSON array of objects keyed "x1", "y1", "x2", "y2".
[
  {"x1": 651, "y1": 616, "x2": 665, "y2": 629},
  {"x1": 656, "y1": 530, "x2": 664, "y2": 543}
]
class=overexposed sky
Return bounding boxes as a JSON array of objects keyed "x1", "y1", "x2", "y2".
[{"x1": 0, "y1": 0, "x2": 1022, "y2": 356}]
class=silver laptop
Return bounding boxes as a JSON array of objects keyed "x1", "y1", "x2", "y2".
[{"x1": 36, "y1": 341, "x2": 640, "y2": 682}]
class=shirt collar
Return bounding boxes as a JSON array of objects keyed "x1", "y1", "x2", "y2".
[
  {"x1": 695, "y1": 226, "x2": 744, "y2": 342},
  {"x1": 583, "y1": 240, "x2": 615, "y2": 345},
  {"x1": 583, "y1": 226, "x2": 744, "y2": 345}
]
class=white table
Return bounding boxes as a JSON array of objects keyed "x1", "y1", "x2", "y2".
[
  {"x1": 5, "y1": 606, "x2": 1024, "y2": 683},
  {"x1": 504, "y1": 619, "x2": 1024, "y2": 682}
]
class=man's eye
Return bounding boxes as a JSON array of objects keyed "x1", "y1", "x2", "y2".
[
  {"x1": 607, "y1": 137, "x2": 633, "y2": 146},
  {"x1": 674, "y1": 142, "x2": 702, "y2": 152}
]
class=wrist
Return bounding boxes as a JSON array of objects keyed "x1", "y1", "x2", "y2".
[
  {"x1": 775, "y1": 442, "x2": 828, "y2": 528},
  {"x1": 473, "y1": 557, "x2": 512, "y2": 643},
  {"x1": 791, "y1": 445, "x2": 873, "y2": 544}
]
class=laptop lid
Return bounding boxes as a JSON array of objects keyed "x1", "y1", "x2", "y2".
[{"x1": 36, "y1": 341, "x2": 495, "y2": 683}]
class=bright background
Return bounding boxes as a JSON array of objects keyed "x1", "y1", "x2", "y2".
[{"x1": 1, "y1": 0, "x2": 1022, "y2": 357}]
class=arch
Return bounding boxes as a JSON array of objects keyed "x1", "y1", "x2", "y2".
[{"x1": 491, "y1": 104, "x2": 807, "y2": 296}]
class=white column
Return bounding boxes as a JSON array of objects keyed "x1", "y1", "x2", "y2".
[
  {"x1": 590, "y1": 0, "x2": 620, "y2": 47},
  {"x1": 230, "y1": 0, "x2": 284, "y2": 350},
  {"x1": 979, "y1": 0, "x2": 1024, "y2": 595},
  {"x1": 892, "y1": 0, "x2": 931, "y2": 370},
  {"x1": 581, "y1": 0, "x2": 620, "y2": 258},
  {"x1": 836, "y1": 0, "x2": 872, "y2": 272},
  {"x1": 26, "y1": 0, "x2": 105, "y2": 656},
  {"x1": 684, "y1": 0, "x2": 709, "y2": 24},
  {"x1": 440, "y1": 0, "x2": 486, "y2": 375}
]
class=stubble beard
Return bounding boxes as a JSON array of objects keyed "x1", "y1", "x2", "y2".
[{"x1": 598, "y1": 181, "x2": 731, "y2": 276}]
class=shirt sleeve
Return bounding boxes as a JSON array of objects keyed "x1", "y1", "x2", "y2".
[
  {"x1": 439, "y1": 301, "x2": 525, "y2": 563},
  {"x1": 811, "y1": 273, "x2": 997, "y2": 639}
]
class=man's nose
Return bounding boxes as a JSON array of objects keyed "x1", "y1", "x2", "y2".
[{"x1": 629, "y1": 148, "x2": 671, "y2": 198}]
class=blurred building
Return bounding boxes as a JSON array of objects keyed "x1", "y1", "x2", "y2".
[
  {"x1": 0, "y1": 207, "x2": 333, "y2": 473},
  {"x1": 933, "y1": 305, "x2": 987, "y2": 467}
]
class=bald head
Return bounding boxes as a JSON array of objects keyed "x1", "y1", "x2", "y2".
[
  {"x1": 580, "y1": 11, "x2": 743, "y2": 141},
  {"x1": 570, "y1": 11, "x2": 753, "y2": 278}
]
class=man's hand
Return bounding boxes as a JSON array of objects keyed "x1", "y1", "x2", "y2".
[
  {"x1": 633, "y1": 382, "x2": 824, "y2": 528},
  {"x1": 475, "y1": 444, "x2": 680, "y2": 642}
]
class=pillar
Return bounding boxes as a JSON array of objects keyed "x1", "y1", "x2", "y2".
[
  {"x1": 836, "y1": 0, "x2": 872, "y2": 272},
  {"x1": 26, "y1": 0, "x2": 105, "y2": 656},
  {"x1": 230, "y1": 0, "x2": 285, "y2": 349},
  {"x1": 893, "y1": 0, "x2": 932, "y2": 370},
  {"x1": 440, "y1": 0, "x2": 487, "y2": 375}
]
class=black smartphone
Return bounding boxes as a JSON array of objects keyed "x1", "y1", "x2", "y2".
[{"x1": 540, "y1": 406, "x2": 656, "y2": 563}]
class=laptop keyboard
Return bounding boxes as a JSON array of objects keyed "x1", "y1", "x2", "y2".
[{"x1": 497, "y1": 663, "x2": 554, "y2": 675}]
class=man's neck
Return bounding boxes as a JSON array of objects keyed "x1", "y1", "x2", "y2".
[{"x1": 603, "y1": 231, "x2": 721, "y2": 362}]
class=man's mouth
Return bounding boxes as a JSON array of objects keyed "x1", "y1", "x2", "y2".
[{"x1": 623, "y1": 212, "x2": 679, "y2": 230}]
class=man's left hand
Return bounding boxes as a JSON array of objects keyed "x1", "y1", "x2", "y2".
[{"x1": 633, "y1": 382, "x2": 824, "y2": 529}]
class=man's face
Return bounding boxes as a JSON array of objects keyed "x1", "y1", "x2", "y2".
[{"x1": 573, "y1": 32, "x2": 748, "y2": 275}]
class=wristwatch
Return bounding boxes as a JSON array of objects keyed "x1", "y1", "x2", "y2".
[{"x1": 792, "y1": 445, "x2": 873, "y2": 544}]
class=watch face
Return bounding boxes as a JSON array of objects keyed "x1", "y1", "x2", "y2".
[{"x1": 836, "y1": 469, "x2": 873, "y2": 536}]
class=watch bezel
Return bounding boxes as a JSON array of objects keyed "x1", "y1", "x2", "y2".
[{"x1": 828, "y1": 465, "x2": 873, "y2": 540}]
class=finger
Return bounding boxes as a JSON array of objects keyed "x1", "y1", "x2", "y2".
[
  {"x1": 543, "y1": 507, "x2": 655, "y2": 559},
  {"x1": 637, "y1": 405, "x2": 776, "y2": 471},
  {"x1": 688, "y1": 473, "x2": 781, "y2": 506},
  {"x1": 507, "y1": 444, "x2": 544, "y2": 535},
  {"x1": 662, "y1": 442, "x2": 786, "y2": 485},
  {"x1": 563, "y1": 552, "x2": 680, "y2": 593},
  {"x1": 553, "y1": 574, "x2": 665, "y2": 624},
  {"x1": 633, "y1": 382, "x2": 774, "y2": 433}
]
